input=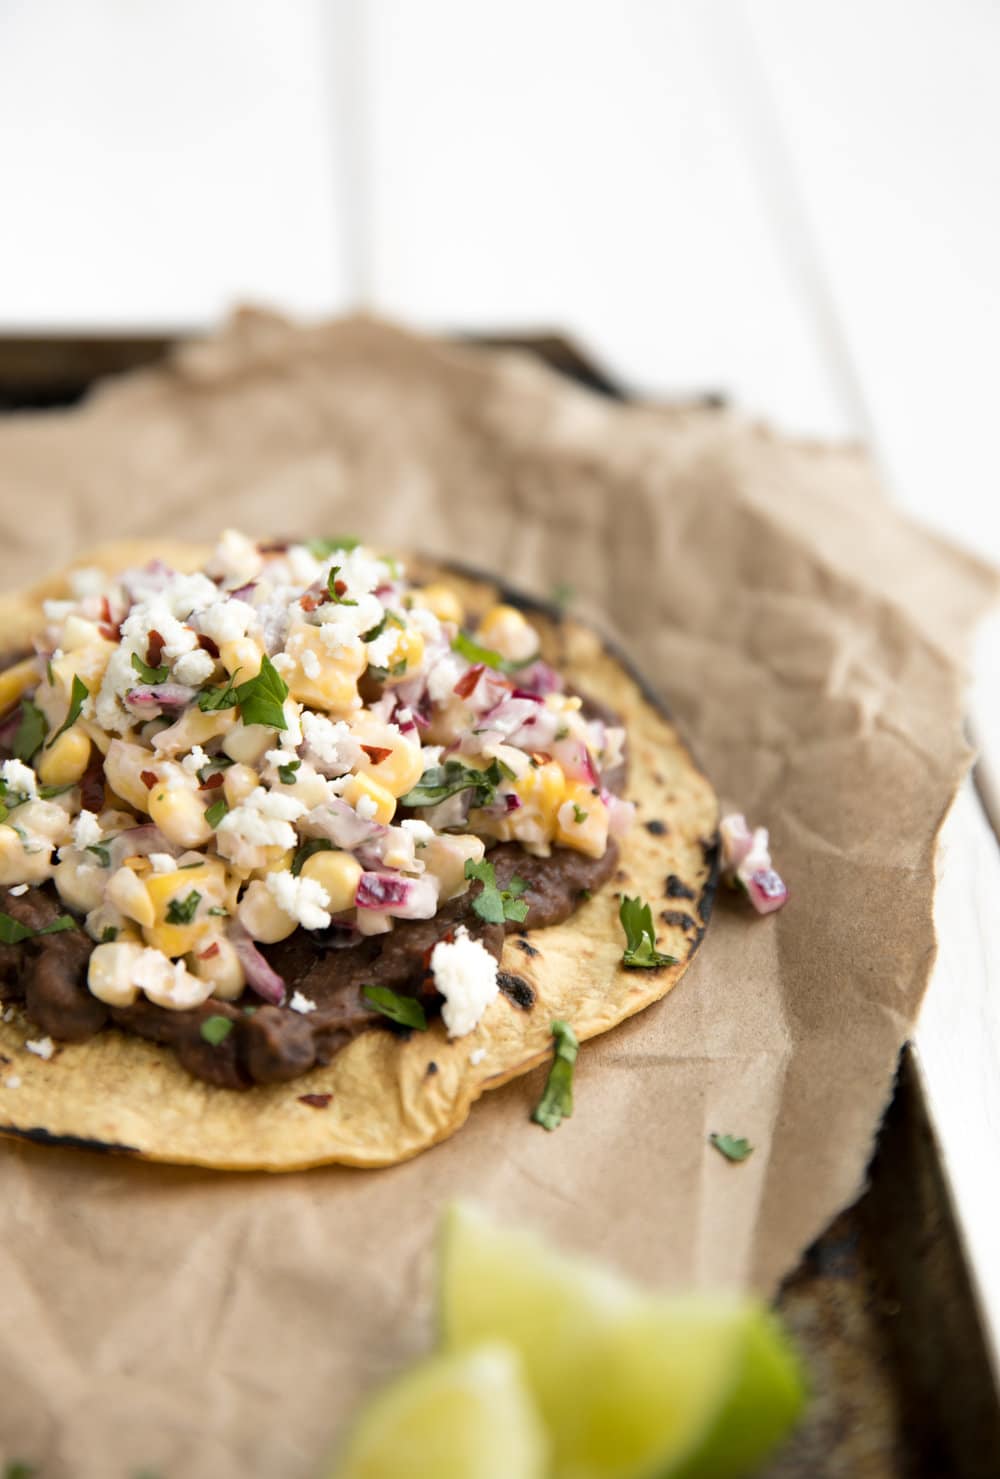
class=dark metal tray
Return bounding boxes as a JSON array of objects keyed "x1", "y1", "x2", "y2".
[{"x1": 0, "y1": 330, "x2": 997, "y2": 1478}]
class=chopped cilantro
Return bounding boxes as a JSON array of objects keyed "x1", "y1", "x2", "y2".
[
  {"x1": 451, "y1": 630, "x2": 538, "y2": 674},
  {"x1": 38, "y1": 783, "x2": 74, "y2": 799},
  {"x1": 306, "y1": 536, "x2": 360, "y2": 559},
  {"x1": 86, "y1": 843, "x2": 112, "y2": 868},
  {"x1": 0, "y1": 912, "x2": 76, "y2": 945},
  {"x1": 362, "y1": 984, "x2": 427, "y2": 1031},
  {"x1": 200, "y1": 1015, "x2": 234, "y2": 1046},
  {"x1": 165, "y1": 890, "x2": 201, "y2": 925},
  {"x1": 572, "y1": 803, "x2": 589, "y2": 824},
  {"x1": 464, "y1": 857, "x2": 529, "y2": 925},
  {"x1": 360, "y1": 612, "x2": 388, "y2": 643},
  {"x1": 290, "y1": 838, "x2": 332, "y2": 876},
  {"x1": 277, "y1": 759, "x2": 301, "y2": 785},
  {"x1": 532, "y1": 1020, "x2": 579, "y2": 1131},
  {"x1": 130, "y1": 652, "x2": 169, "y2": 685},
  {"x1": 208, "y1": 905, "x2": 229, "y2": 917},
  {"x1": 197, "y1": 669, "x2": 241, "y2": 712},
  {"x1": 196, "y1": 756, "x2": 233, "y2": 784},
  {"x1": 619, "y1": 896, "x2": 677, "y2": 969},
  {"x1": 205, "y1": 797, "x2": 229, "y2": 829},
  {"x1": 101, "y1": 925, "x2": 119, "y2": 943},
  {"x1": 45, "y1": 675, "x2": 89, "y2": 748},
  {"x1": 234, "y1": 654, "x2": 288, "y2": 730},
  {"x1": 326, "y1": 565, "x2": 358, "y2": 607},
  {"x1": 709, "y1": 1133, "x2": 753, "y2": 1164},
  {"x1": 12, "y1": 699, "x2": 48, "y2": 762},
  {"x1": 399, "y1": 757, "x2": 514, "y2": 810}
]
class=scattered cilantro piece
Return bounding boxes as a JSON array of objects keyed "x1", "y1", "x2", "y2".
[
  {"x1": 101, "y1": 926, "x2": 119, "y2": 943},
  {"x1": 532, "y1": 1020, "x2": 579, "y2": 1131},
  {"x1": 306, "y1": 536, "x2": 360, "y2": 559},
  {"x1": 464, "y1": 858, "x2": 530, "y2": 925},
  {"x1": 130, "y1": 652, "x2": 169, "y2": 685},
  {"x1": 200, "y1": 1015, "x2": 234, "y2": 1046},
  {"x1": 709, "y1": 1133, "x2": 753, "y2": 1164},
  {"x1": 572, "y1": 803, "x2": 589, "y2": 824},
  {"x1": 208, "y1": 905, "x2": 229, "y2": 917},
  {"x1": 0, "y1": 912, "x2": 77, "y2": 945},
  {"x1": 12, "y1": 699, "x2": 48, "y2": 763},
  {"x1": 360, "y1": 612, "x2": 388, "y2": 643},
  {"x1": 362, "y1": 984, "x2": 427, "y2": 1031},
  {"x1": 399, "y1": 757, "x2": 513, "y2": 810},
  {"x1": 291, "y1": 838, "x2": 333, "y2": 876},
  {"x1": 38, "y1": 783, "x2": 74, "y2": 799},
  {"x1": 451, "y1": 630, "x2": 539, "y2": 674},
  {"x1": 86, "y1": 842, "x2": 112, "y2": 867},
  {"x1": 619, "y1": 895, "x2": 677, "y2": 969},
  {"x1": 196, "y1": 756, "x2": 233, "y2": 783},
  {"x1": 165, "y1": 890, "x2": 201, "y2": 925},
  {"x1": 205, "y1": 798, "x2": 229, "y2": 829},
  {"x1": 234, "y1": 654, "x2": 288, "y2": 730},
  {"x1": 326, "y1": 565, "x2": 358, "y2": 607},
  {"x1": 46, "y1": 675, "x2": 89, "y2": 748},
  {"x1": 197, "y1": 669, "x2": 241, "y2": 712},
  {"x1": 278, "y1": 759, "x2": 301, "y2": 785}
]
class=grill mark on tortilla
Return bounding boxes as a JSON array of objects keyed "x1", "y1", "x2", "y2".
[
  {"x1": 425, "y1": 1060, "x2": 438, "y2": 1077},
  {"x1": 0, "y1": 1123, "x2": 139, "y2": 1156},
  {"x1": 497, "y1": 972, "x2": 535, "y2": 1010},
  {"x1": 515, "y1": 938, "x2": 539, "y2": 958},
  {"x1": 645, "y1": 819, "x2": 668, "y2": 836},
  {"x1": 660, "y1": 910, "x2": 696, "y2": 931},
  {"x1": 665, "y1": 873, "x2": 696, "y2": 900}
]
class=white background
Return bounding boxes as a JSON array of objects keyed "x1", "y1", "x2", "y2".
[{"x1": 1, "y1": 0, "x2": 999, "y2": 1366}]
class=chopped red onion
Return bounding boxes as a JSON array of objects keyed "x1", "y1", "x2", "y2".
[
  {"x1": 106, "y1": 826, "x2": 179, "y2": 869},
  {"x1": 231, "y1": 927, "x2": 287, "y2": 1004},
  {"x1": 606, "y1": 794, "x2": 636, "y2": 840},
  {"x1": 505, "y1": 792, "x2": 522, "y2": 813},
  {"x1": 513, "y1": 660, "x2": 562, "y2": 697},
  {"x1": 300, "y1": 798, "x2": 387, "y2": 850},
  {"x1": 230, "y1": 581, "x2": 257, "y2": 601},
  {"x1": 356, "y1": 872, "x2": 439, "y2": 919},
  {"x1": 746, "y1": 869, "x2": 788, "y2": 915},
  {"x1": 719, "y1": 812, "x2": 788, "y2": 915},
  {"x1": 719, "y1": 813, "x2": 755, "y2": 871},
  {"x1": 125, "y1": 683, "x2": 196, "y2": 712}
]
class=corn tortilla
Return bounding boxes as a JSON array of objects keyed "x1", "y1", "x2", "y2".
[{"x1": 0, "y1": 544, "x2": 719, "y2": 1170}]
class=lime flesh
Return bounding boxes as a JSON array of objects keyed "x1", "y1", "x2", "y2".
[
  {"x1": 438, "y1": 1202, "x2": 805, "y2": 1479},
  {"x1": 330, "y1": 1341, "x2": 549, "y2": 1479}
]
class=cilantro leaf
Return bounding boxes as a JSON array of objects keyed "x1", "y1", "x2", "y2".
[
  {"x1": 709, "y1": 1133, "x2": 753, "y2": 1164},
  {"x1": 362, "y1": 984, "x2": 427, "y2": 1031},
  {"x1": 326, "y1": 565, "x2": 358, "y2": 607},
  {"x1": 619, "y1": 895, "x2": 677, "y2": 969},
  {"x1": 46, "y1": 675, "x2": 89, "y2": 748},
  {"x1": 277, "y1": 759, "x2": 300, "y2": 785},
  {"x1": 532, "y1": 1020, "x2": 579, "y2": 1131},
  {"x1": 101, "y1": 925, "x2": 119, "y2": 942},
  {"x1": 399, "y1": 758, "x2": 513, "y2": 810},
  {"x1": 234, "y1": 654, "x2": 288, "y2": 730},
  {"x1": 130, "y1": 652, "x2": 170, "y2": 685},
  {"x1": 197, "y1": 670, "x2": 240, "y2": 712},
  {"x1": 38, "y1": 783, "x2": 74, "y2": 799},
  {"x1": 12, "y1": 699, "x2": 48, "y2": 763},
  {"x1": 306, "y1": 536, "x2": 360, "y2": 559},
  {"x1": 290, "y1": 838, "x2": 333, "y2": 876},
  {"x1": 86, "y1": 842, "x2": 112, "y2": 867},
  {"x1": 465, "y1": 857, "x2": 530, "y2": 925},
  {"x1": 200, "y1": 1015, "x2": 234, "y2": 1046},
  {"x1": 451, "y1": 630, "x2": 539, "y2": 674},
  {"x1": 205, "y1": 798, "x2": 228, "y2": 829},
  {"x1": 572, "y1": 803, "x2": 589, "y2": 824},
  {"x1": 0, "y1": 912, "x2": 77, "y2": 945},
  {"x1": 165, "y1": 890, "x2": 201, "y2": 925}
]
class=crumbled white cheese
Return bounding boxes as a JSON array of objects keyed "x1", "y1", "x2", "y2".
[
  {"x1": 408, "y1": 607, "x2": 442, "y2": 641},
  {"x1": 196, "y1": 597, "x2": 256, "y2": 647},
  {"x1": 400, "y1": 819, "x2": 434, "y2": 844},
  {"x1": 354, "y1": 794, "x2": 378, "y2": 821},
  {"x1": 149, "y1": 853, "x2": 177, "y2": 874},
  {"x1": 267, "y1": 871, "x2": 331, "y2": 931},
  {"x1": 430, "y1": 927, "x2": 499, "y2": 1038},
  {"x1": 470, "y1": 1048, "x2": 486, "y2": 1066},
  {"x1": 1, "y1": 759, "x2": 38, "y2": 800},
  {"x1": 4, "y1": 1074, "x2": 21, "y2": 1089},
  {"x1": 25, "y1": 1036, "x2": 55, "y2": 1061},
  {"x1": 301, "y1": 712, "x2": 356, "y2": 774},
  {"x1": 1, "y1": 1005, "x2": 16, "y2": 1023},
  {"x1": 172, "y1": 649, "x2": 216, "y2": 687},
  {"x1": 366, "y1": 631, "x2": 397, "y2": 668},
  {"x1": 71, "y1": 810, "x2": 104, "y2": 849},
  {"x1": 119, "y1": 598, "x2": 198, "y2": 662},
  {"x1": 43, "y1": 599, "x2": 75, "y2": 625},
  {"x1": 284, "y1": 545, "x2": 322, "y2": 587},
  {"x1": 68, "y1": 566, "x2": 108, "y2": 600},
  {"x1": 301, "y1": 647, "x2": 321, "y2": 680},
  {"x1": 427, "y1": 654, "x2": 465, "y2": 704},
  {"x1": 217, "y1": 786, "x2": 305, "y2": 850},
  {"x1": 180, "y1": 745, "x2": 210, "y2": 777},
  {"x1": 206, "y1": 529, "x2": 263, "y2": 589},
  {"x1": 271, "y1": 651, "x2": 295, "y2": 677},
  {"x1": 289, "y1": 990, "x2": 318, "y2": 1015},
  {"x1": 8, "y1": 883, "x2": 28, "y2": 897}
]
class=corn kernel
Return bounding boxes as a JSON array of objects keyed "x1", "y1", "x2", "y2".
[
  {"x1": 221, "y1": 722, "x2": 272, "y2": 766},
  {"x1": 223, "y1": 762, "x2": 259, "y2": 808},
  {"x1": 189, "y1": 936, "x2": 245, "y2": 1002},
  {"x1": 53, "y1": 856, "x2": 105, "y2": 913},
  {"x1": 555, "y1": 782, "x2": 610, "y2": 859},
  {"x1": 341, "y1": 772, "x2": 397, "y2": 825},
  {"x1": 37, "y1": 725, "x2": 91, "y2": 787},
  {"x1": 385, "y1": 626, "x2": 425, "y2": 674},
  {"x1": 107, "y1": 866, "x2": 156, "y2": 928},
  {"x1": 285, "y1": 621, "x2": 366, "y2": 714},
  {"x1": 105, "y1": 739, "x2": 156, "y2": 813},
  {"x1": 514, "y1": 760, "x2": 566, "y2": 834},
  {"x1": 477, "y1": 604, "x2": 538, "y2": 664},
  {"x1": 413, "y1": 583, "x2": 463, "y2": 626},
  {"x1": 143, "y1": 860, "x2": 226, "y2": 956},
  {"x1": 236, "y1": 878, "x2": 297, "y2": 943},
  {"x1": 148, "y1": 785, "x2": 213, "y2": 850},
  {"x1": 300, "y1": 849, "x2": 363, "y2": 914},
  {"x1": 349, "y1": 712, "x2": 425, "y2": 798},
  {"x1": 87, "y1": 942, "x2": 144, "y2": 1007},
  {"x1": 0, "y1": 824, "x2": 53, "y2": 886},
  {"x1": 219, "y1": 637, "x2": 263, "y2": 680},
  {"x1": 0, "y1": 657, "x2": 41, "y2": 715}
]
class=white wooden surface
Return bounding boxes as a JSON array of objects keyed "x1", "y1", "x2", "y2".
[{"x1": 0, "y1": 0, "x2": 998, "y2": 1368}]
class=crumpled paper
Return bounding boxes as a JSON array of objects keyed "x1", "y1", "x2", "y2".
[{"x1": 0, "y1": 311, "x2": 995, "y2": 1478}]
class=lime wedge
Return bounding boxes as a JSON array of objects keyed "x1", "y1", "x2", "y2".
[
  {"x1": 330, "y1": 1341, "x2": 549, "y2": 1479},
  {"x1": 438, "y1": 1202, "x2": 804, "y2": 1479}
]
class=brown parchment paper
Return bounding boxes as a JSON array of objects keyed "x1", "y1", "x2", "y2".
[{"x1": 0, "y1": 311, "x2": 995, "y2": 1478}]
